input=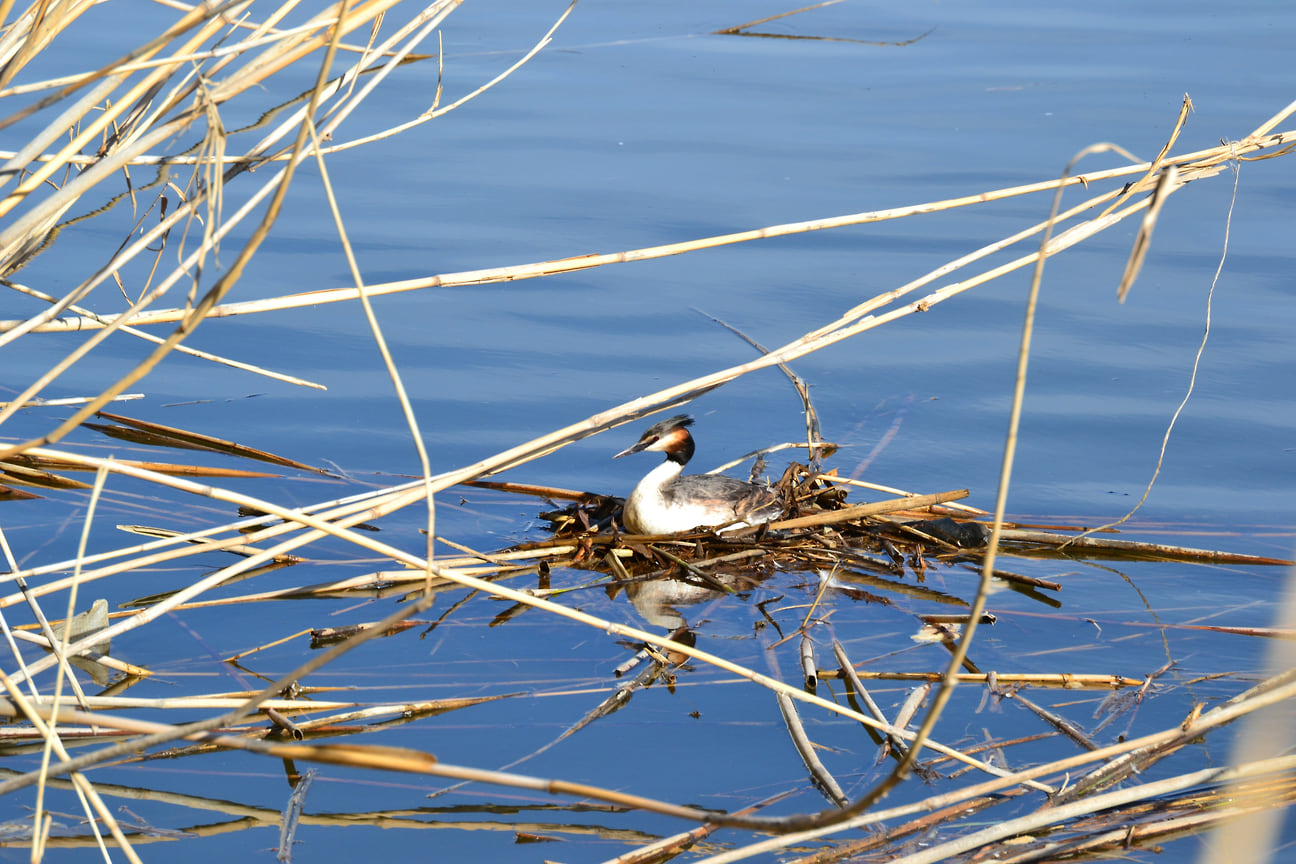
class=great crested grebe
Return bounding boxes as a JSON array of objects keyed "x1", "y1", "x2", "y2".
[{"x1": 614, "y1": 414, "x2": 782, "y2": 535}]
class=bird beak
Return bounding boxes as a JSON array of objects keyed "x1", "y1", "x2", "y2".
[{"x1": 614, "y1": 441, "x2": 647, "y2": 459}]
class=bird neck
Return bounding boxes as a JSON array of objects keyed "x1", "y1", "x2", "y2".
[
  {"x1": 642, "y1": 457, "x2": 684, "y2": 491},
  {"x1": 665, "y1": 432, "x2": 694, "y2": 466}
]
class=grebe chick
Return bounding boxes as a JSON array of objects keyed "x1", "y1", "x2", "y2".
[{"x1": 614, "y1": 415, "x2": 782, "y2": 535}]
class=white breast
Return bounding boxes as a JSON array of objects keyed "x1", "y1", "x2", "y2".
[
  {"x1": 622, "y1": 460, "x2": 772, "y2": 535},
  {"x1": 622, "y1": 460, "x2": 686, "y2": 534}
]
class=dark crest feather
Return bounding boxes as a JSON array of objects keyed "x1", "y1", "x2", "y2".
[{"x1": 643, "y1": 414, "x2": 693, "y2": 438}]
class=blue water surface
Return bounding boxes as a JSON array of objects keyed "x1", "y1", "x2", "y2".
[{"x1": 1, "y1": 0, "x2": 1294, "y2": 861}]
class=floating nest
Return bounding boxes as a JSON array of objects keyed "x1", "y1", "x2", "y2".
[{"x1": 473, "y1": 460, "x2": 1287, "y2": 633}]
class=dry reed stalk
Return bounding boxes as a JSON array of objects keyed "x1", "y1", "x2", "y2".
[
  {"x1": 303, "y1": 104, "x2": 440, "y2": 592},
  {"x1": 149, "y1": 564, "x2": 537, "y2": 608},
  {"x1": 92, "y1": 409, "x2": 327, "y2": 471},
  {"x1": 1, "y1": 3, "x2": 254, "y2": 225},
  {"x1": 11, "y1": 117, "x2": 1288, "y2": 337},
  {"x1": 0, "y1": 468, "x2": 450, "y2": 588},
  {"x1": 1, "y1": 277, "x2": 327, "y2": 388},
  {"x1": 24, "y1": 464, "x2": 128, "y2": 860},
  {"x1": 0, "y1": 694, "x2": 515, "y2": 750},
  {"x1": 1, "y1": 693, "x2": 823, "y2": 832},
  {"x1": 9, "y1": 630, "x2": 150, "y2": 678},
  {"x1": 0, "y1": 456, "x2": 471, "y2": 609},
  {"x1": 0, "y1": 0, "x2": 479, "y2": 431},
  {"x1": 866, "y1": 103, "x2": 1238, "y2": 839},
  {"x1": 770, "y1": 489, "x2": 968, "y2": 529},
  {"x1": 820, "y1": 671, "x2": 1143, "y2": 688},
  {"x1": 10, "y1": 458, "x2": 276, "y2": 480},
  {"x1": 837, "y1": 678, "x2": 915, "y2": 772},
  {"x1": 5, "y1": 695, "x2": 384, "y2": 712},
  {"x1": 0, "y1": 393, "x2": 143, "y2": 409},
  {"x1": 999, "y1": 528, "x2": 1293, "y2": 566},
  {"x1": 777, "y1": 691, "x2": 849, "y2": 807},
  {"x1": 715, "y1": 1, "x2": 846, "y2": 36},
  {"x1": 690, "y1": 670, "x2": 1296, "y2": 861},
  {"x1": 832, "y1": 475, "x2": 988, "y2": 514},
  {"x1": 882, "y1": 754, "x2": 1296, "y2": 864},
  {"x1": 7, "y1": 6, "x2": 360, "y2": 461}
]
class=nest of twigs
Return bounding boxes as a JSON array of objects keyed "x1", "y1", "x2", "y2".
[{"x1": 494, "y1": 458, "x2": 1286, "y2": 618}]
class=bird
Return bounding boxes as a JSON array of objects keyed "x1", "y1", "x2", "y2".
[{"x1": 614, "y1": 414, "x2": 782, "y2": 535}]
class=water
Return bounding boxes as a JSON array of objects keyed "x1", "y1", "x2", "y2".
[{"x1": 1, "y1": 1, "x2": 1294, "y2": 861}]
